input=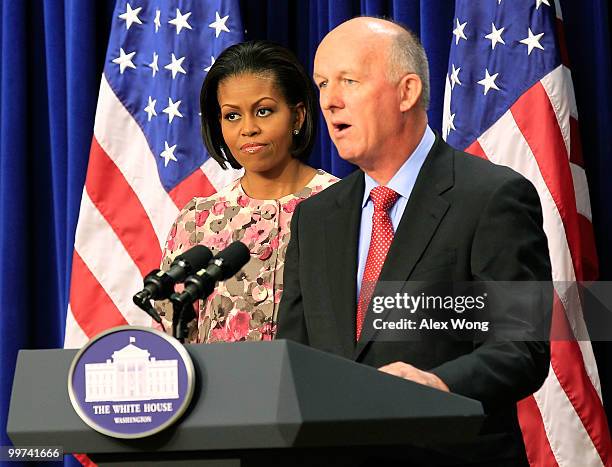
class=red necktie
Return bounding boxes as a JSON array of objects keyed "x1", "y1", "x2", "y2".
[{"x1": 356, "y1": 186, "x2": 399, "y2": 340}]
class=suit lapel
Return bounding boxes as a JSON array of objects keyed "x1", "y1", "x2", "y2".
[
  {"x1": 324, "y1": 172, "x2": 364, "y2": 359},
  {"x1": 354, "y1": 137, "x2": 454, "y2": 360}
]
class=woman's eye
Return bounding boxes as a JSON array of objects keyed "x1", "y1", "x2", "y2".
[
  {"x1": 224, "y1": 112, "x2": 240, "y2": 121},
  {"x1": 317, "y1": 81, "x2": 328, "y2": 89},
  {"x1": 344, "y1": 78, "x2": 356, "y2": 85},
  {"x1": 256, "y1": 108, "x2": 272, "y2": 117}
]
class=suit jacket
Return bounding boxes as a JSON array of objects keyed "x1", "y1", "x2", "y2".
[{"x1": 277, "y1": 135, "x2": 552, "y2": 464}]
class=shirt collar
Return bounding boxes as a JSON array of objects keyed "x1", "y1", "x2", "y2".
[{"x1": 362, "y1": 125, "x2": 436, "y2": 207}]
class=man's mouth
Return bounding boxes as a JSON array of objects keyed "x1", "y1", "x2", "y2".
[{"x1": 332, "y1": 123, "x2": 351, "y2": 135}]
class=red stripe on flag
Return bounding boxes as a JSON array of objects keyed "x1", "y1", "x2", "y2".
[
  {"x1": 510, "y1": 82, "x2": 584, "y2": 281},
  {"x1": 512, "y1": 80, "x2": 611, "y2": 467},
  {"x1": 578, "y1": 214, "x2": 599, "y2": 281},
  {"x1": 517, "y1": 395, "x2": 559, "y2": 467},
  {"x1": 70, "y1": 251, "x2": 128, "y2": 338},
  {"x1": 464, "y1": 140, "x2": 488, "y2": 160},
  {"x1": 169, "y1": 168, "x2": 217, "y2": 210},
  {"x1": 85, "y1": 138, "x2": 161, "y2": 276},
  {"x1": 552, "y1": 344, "x2": 612, "y2": 466},
  {"x1": 73, "y1": 453, "x2": 96, "y2": 467},
  {"x1": 550, "y1": 296, "x2": 612, "y2": 466},
  {"x1": 569, "y1": 117, "x2": 584, "y2": 167}
]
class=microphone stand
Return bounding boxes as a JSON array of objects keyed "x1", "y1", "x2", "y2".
[{"x1": 170, "y1": 299, "x2": 196, "y2": 344}]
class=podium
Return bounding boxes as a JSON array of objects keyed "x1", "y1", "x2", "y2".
[{"x1": 7, "y1": 340, "x2": 484, "y2": 466}]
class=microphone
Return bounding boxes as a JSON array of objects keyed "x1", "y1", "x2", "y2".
[
  {"x1": 133, "y1": 245, "x2": 213, "y2": 321},
  {"x1": 170, "y1": 241, "x2": 251, "y2": 306}
]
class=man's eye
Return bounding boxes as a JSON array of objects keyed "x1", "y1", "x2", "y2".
[
  {"x1": 256, "y1": 108, "x2": 272, "y2": 117},
  {"x1": 344, "y1": 78, "x2": 356, "y2": 85},
  {"x1": 317, "y1": 81, "x2": 328, "y2": 89},
  {"x1": 224, "y1": 112, "x2": 240, "y2": 121}
]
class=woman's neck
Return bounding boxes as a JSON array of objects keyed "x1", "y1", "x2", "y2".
[{"x1": 240, "y1": 159, "x2": 317, "y2": 200}]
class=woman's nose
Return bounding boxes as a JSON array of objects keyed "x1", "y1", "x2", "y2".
[{"x1": 241, "y1": 115, "x2": 260, "y2": 136}]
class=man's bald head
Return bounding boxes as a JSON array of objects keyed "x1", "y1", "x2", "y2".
[
  {"x1": 313, "y1": 16, "x2": 429, "y2": 182},
  {"x1": 322, "y1": 16, "x2": 403, "y2": 41},
  {"x1": 319, "y1": 17, "x2": 430, "y2": 110}
]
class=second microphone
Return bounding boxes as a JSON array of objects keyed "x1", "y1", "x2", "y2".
[{"x1": 170, "y1": 241, "x2": 251, "y2": 306}]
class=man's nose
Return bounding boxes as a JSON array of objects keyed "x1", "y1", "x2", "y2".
[{"x1": 320, "y1": 83, "x2": 343, "y2": 111}]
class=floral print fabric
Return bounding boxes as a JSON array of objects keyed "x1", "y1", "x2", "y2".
[{"x1": 154, "y1": 169, "x2": 337, "y2": 343}]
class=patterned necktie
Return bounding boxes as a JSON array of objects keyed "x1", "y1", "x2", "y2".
[{"x1": 356, "y1": 186, "x2": 400, "y2": 340}]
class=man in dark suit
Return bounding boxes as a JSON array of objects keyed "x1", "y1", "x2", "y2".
[{"x1": 277, "y1": 17, "x2": 552, "y2": 465}]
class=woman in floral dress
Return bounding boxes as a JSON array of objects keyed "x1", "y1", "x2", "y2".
[{"x1": 154, "y1": 41, "x2": 337, "y2": 343}]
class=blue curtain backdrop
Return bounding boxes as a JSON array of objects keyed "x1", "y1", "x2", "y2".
[{"x1": 0, "y1": 1, "x2": 610, "y2": 464}]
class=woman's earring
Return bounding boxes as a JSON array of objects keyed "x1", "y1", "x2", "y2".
[{"x1": 293, "y1": 129, "x2": 299, "y2": 135}]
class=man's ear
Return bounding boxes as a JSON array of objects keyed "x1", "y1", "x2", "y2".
[{"x1": 399, "y1": 73, "x2": 423, "y2": 112}]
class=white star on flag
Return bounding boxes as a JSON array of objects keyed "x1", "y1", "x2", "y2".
[
  {"x1": 536, "y1": 0, "x2": 551, "y2": 9},
  {"x1": 163, "y1": 97, "x2": 183, "y2": 123},
  {"x1": 160, "y1": 141, "x2": 178, "y2": 167},
  {"x1": 154, "y1": 9, "x2": 161, "y2": 33},
  {"x1": 148, "y1": 52, "x2": 159, "y2": 77},
  {"x1": 209, "y1": 11, "x2": 230, "y2": 38},
  {"x1": 520, "y1": 28, "x2": 545, "y2": 55},
  {"x1": 477, "y1": 68, "x2": 500, "y2": 95},
  {"x1": 204, "y1": 56, "x2": 215, "y2": 73},
  {"x1": 144, "y1": 97, "x2": 157, "y2": 121},
  {"x1": 485, "y1": 23, "x2": 506, "y2": 50},
  {"x1": 164, "y1": 53, "x2": 187, "y2": 79},
  {"x1": 169, "y1": 8, "x2": 193, "y2": 35},
  {"x1": 453, "y1": 18, "x2": 468, "y2": 45},
  {"x1": 118, "y1": 3, "x2": 142, "y2": 30},
  {"x1": 450, "y1": 64, "x2": 462, "y2": 90},
  {"x1": 112, "y1": 48, "x2": 136, "y2": 74}
]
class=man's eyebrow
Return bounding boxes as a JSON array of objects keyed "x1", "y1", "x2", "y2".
[{"x1": 313, "y1": 70, "x2": 355, "y2": 79}]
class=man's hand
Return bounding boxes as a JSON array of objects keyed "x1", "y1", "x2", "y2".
[{"x1": 378, "y1": 361, "x2": 450, "y2": 392}]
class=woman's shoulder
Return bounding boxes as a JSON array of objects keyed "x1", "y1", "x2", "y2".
[
  {"x1": 177, "y1": 179, "x2": 242, "y2": 212},
  {"x1": 302, "y1": 168, "x2": 339, "y2": 196},
  {"x1": 311, "y1": 168, "x2": 339, "y2": 184}
]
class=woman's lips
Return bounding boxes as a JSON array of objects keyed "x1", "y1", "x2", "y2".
[{"x1": 240, "y1": 143, "x2": 267, "y2": 154}]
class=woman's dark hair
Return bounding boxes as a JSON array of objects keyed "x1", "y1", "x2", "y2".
[{"x1": 200, "y1": 40, "x2": 317, "y2": 170}]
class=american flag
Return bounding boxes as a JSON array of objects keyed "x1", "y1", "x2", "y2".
[
  {"x1": 64, "y1": 0, "x2": 243, "y2": 348},
  {"x1": 443, "y1": 0, "x2": 611, "y2": 465}
]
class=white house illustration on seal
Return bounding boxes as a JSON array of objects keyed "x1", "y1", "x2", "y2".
[{"x1": 85, "y1": 337, "x2": 179, "y2": 402}]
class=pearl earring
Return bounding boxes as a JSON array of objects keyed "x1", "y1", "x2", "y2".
[{"x1": 293, "y1": 129, "x2": 299, "y2": 135}]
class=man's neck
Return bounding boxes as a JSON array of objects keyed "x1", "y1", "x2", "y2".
[{"x1": 363, "y1": 119, "x2": 428, "y2": 185}]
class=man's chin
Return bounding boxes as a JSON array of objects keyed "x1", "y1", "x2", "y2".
[{"x1": 335, "y1": 147, "x2": 361, "y2": 165}]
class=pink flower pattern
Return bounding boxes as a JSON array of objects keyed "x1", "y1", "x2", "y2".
[
  {"x1": 282, "y1": 197, "x2": 302, "y2": 214},
  {"x1": 226, "y1": 311, "x2": 251, "y2": 341},
  {"x1": 211, "y1": 200, "x2": 229, "y2": 216},
  {"x1": 154, "y1": 170, "x2": 337, "y2": 343},
  {"x1": 195, "y1": 210, "x2": 210, "y2": 227},
  {"x1": 243, "y1": 219, "x2": 273, "y2": 246},
  {"x1": 207, "y1": 229, "x2": 232, "y2": 252}
]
